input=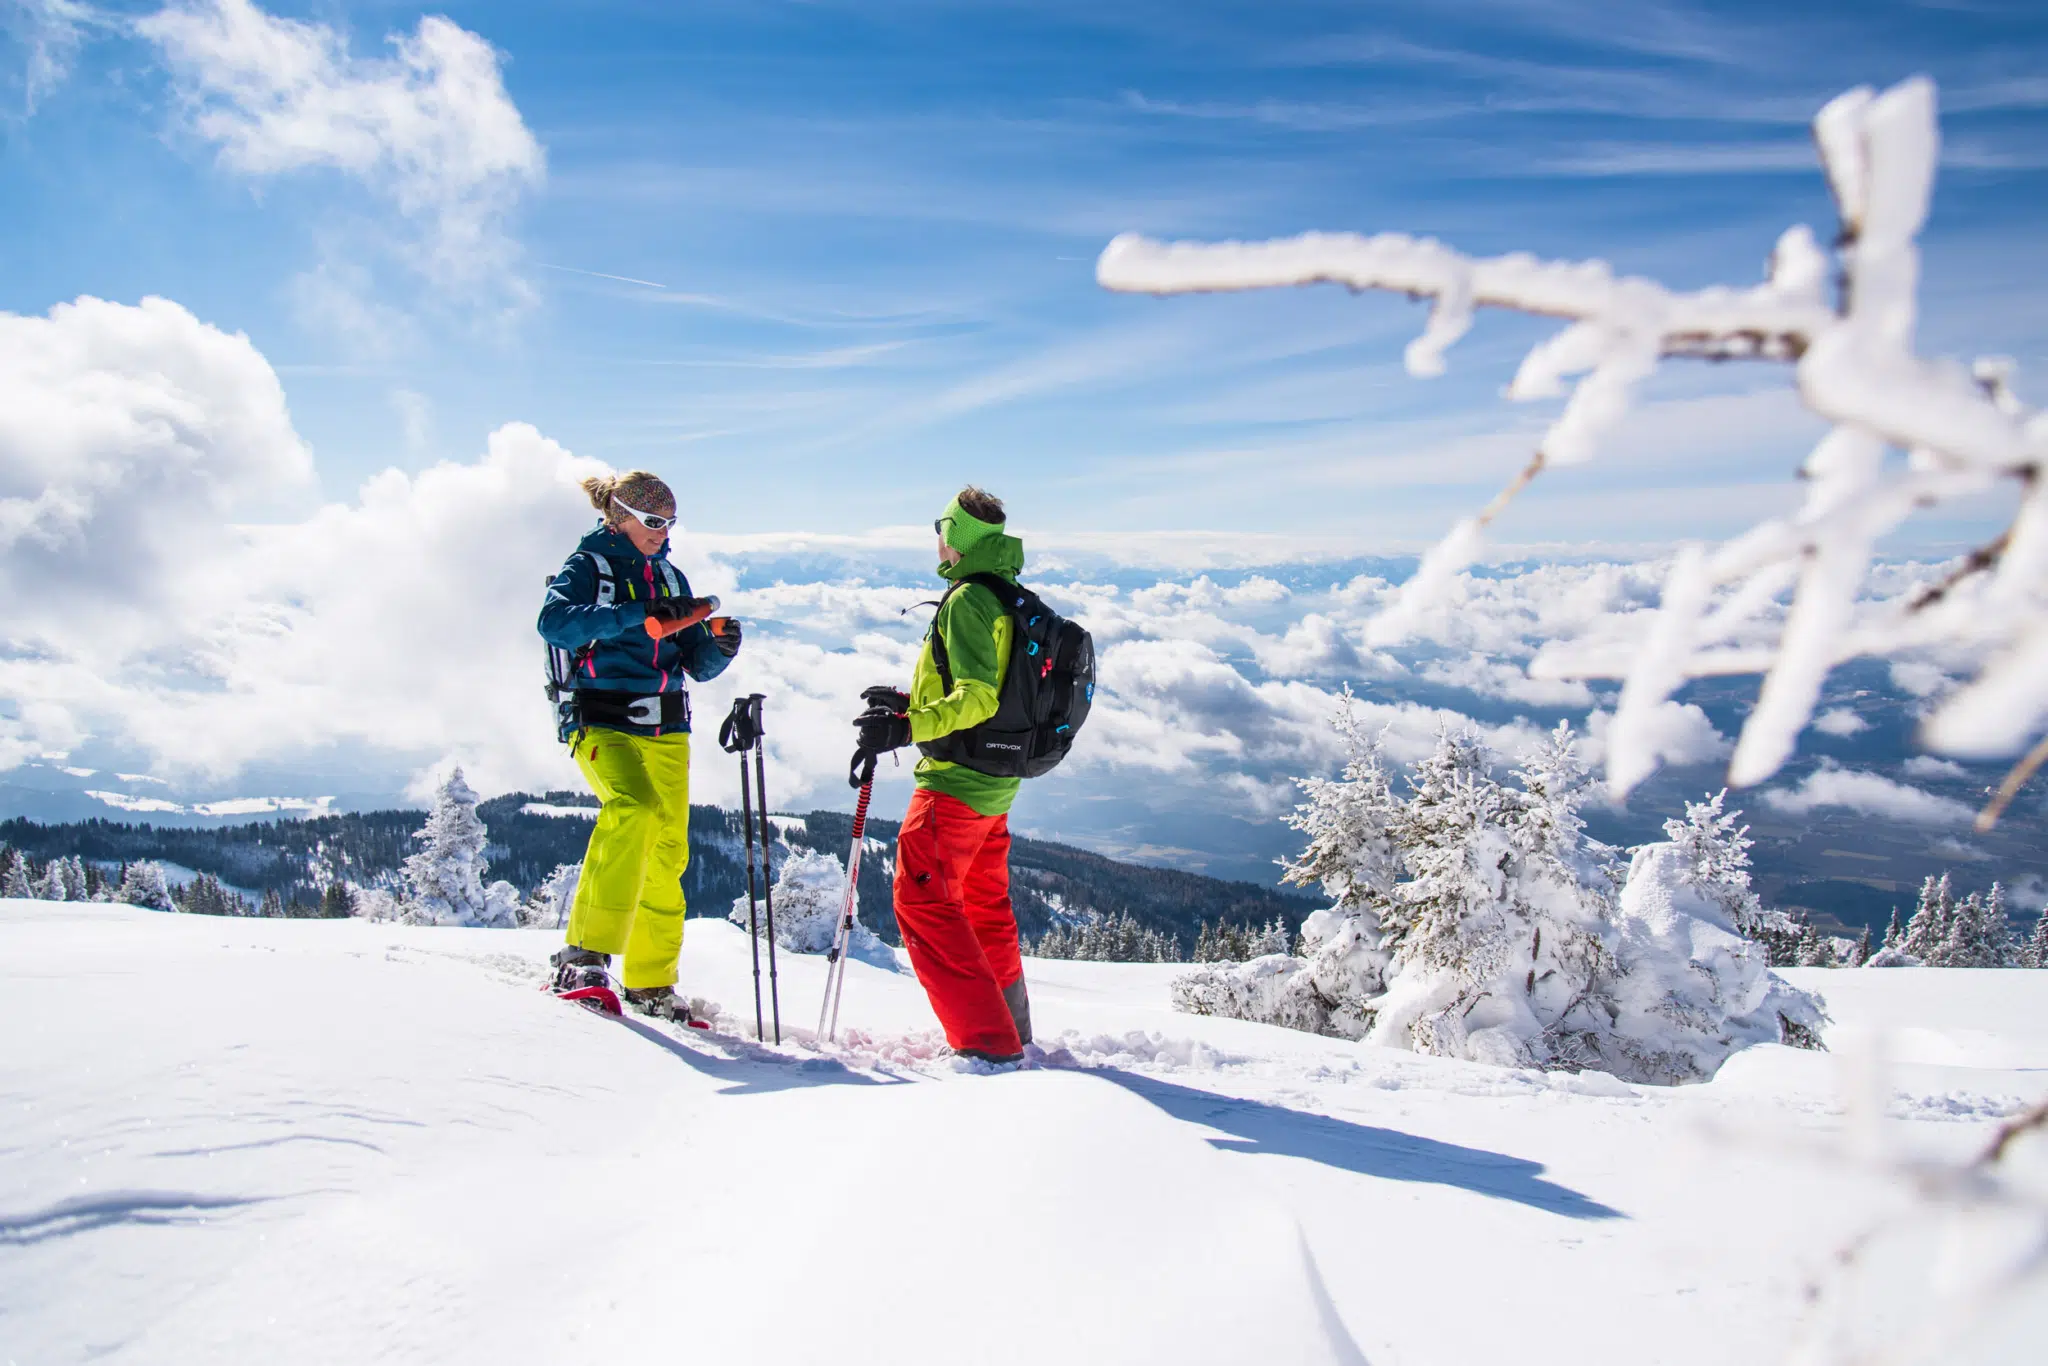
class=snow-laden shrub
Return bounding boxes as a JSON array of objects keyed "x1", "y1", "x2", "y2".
[
  {"x1": 353, "y1": 885, "x2": 402, "y2": 922},
  {"x1": 399, "y1": 768, "x2": 517, "y2": 928},
  {"x1": 116, "y1": 860, "x2": 175, "y2": 911},
  {"x1": 521, "y1": 862, "x2": 579, "y2": 929},
  {"x1": 1172, "y1": 953, "x2": 1331, "y2": 1035},
  {"x1": 1606, "y1": 842, "x2": 1828, "y2": 1073},
  {"x1": 1175, "y1": 714, "x2": 1826, "y2": 1084},
  {"x1": 730, "y1": 846, "x2": 885, "y2": 960}
]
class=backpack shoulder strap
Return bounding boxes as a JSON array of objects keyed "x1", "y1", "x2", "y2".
[{"x1": 586, "y1": 552, "x2": 616, "y2": 607}]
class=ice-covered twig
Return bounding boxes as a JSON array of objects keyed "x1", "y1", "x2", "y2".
[
  {"x1": 1098, "y1": 76, "x2": 2048, "y2": 808},
  {"x1": 1784, "y1": 1092, "x2": 2048, "y2": 1365}
]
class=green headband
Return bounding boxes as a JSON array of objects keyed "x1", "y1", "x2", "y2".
[{"x1": 937, "y1": 497, "x2": 1003, "y2": 555}]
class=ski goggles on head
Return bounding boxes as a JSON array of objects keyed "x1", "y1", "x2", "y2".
[
  {"x1": 613, "y1": 496, "x2": 677, "y2": 532},
  {"x1": 933, "y1": 516, "x2": 953, "y2": 536}
]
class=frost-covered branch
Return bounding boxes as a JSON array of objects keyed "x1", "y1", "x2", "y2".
[
  {"x1": 1098, "y1": 77, "x2": 2048, "y2": 808},
  {"x1": 1786, "y1": 1092, "x2": 2048, "y2": 1365}
]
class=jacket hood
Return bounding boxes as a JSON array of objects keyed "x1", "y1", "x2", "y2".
[
  {"x1": 939, "y1": 527, "x2": 1023, "y2": 582},
  {"x1": 936, "y1": 497, "x2": 1022, "y2": 582}
]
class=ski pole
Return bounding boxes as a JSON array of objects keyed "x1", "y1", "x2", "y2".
[
  {"x1": 819, "y1": 746, "x2": 877, "y2": 1042},
  {"x1": 719, "y1": 695, "x2": 768, "y2": 1042},
  {"x1": 751, "y1": 697, "x2": 782, "y2": 1045}
]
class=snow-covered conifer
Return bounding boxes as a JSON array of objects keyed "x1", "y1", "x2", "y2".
[
  {"x1": 399, "y1": 768, "x2": 515, "y2": 928},
  {"x1": 1795, "y1": 922, "x2": 1836, "y2": 967},
  {"x1": 2024, "y1": 907, "x2": 2048, "y2": 969},
  {"x1": 1848, "y1": 926, "x2": 1872, "y2": 967},
  {"x1": 1881, "y1": 905, "x2": 1906, "y2": 952},
  {"x1": 2, "y1": 848, "x2": 35, "y2": 900},
  {"x1": 1938, "y1": 883, "x2": 2013, "y2": 968},
  {"x1": 36, "y1": 860, "x2": 69, "y2": 901},
  {"x1": 1247, "y1": 918, "x2": 1292, "y2": 958},
  {"x1": 1900, "y1": 874, "x2": 1954, "y2": 962},
  {"x1": 61, "y1": 856, "x2": 88, "y2": 901},
  {"x1": 116, "y1": 861, "x2": 175, "y2": 911},
  {"x1": 1178, "y1": 711, "x2": 1823, "y2": 1082}
]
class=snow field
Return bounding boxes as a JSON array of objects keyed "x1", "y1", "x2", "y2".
[{"x1": 4, "y1": 900, "x2": 2044, "y2": 1364}]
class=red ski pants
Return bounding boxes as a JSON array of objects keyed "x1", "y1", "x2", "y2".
[{"x1": 892, "y1": 789, "x2": 1024, "y2": 1056}]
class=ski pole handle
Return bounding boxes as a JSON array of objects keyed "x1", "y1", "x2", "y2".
[{"x1": 849, "y1": 746, "x2": 877, "y2": 790}]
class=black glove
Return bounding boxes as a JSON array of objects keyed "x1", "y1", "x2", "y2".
[
  {"x1": 709, "y1": 616, "x2": 742, "y2": 657},
  {"x1": 861, "y1": 685, "x2": 909, "y2": 713},
  {"x1": 854, "y1": 704, "x2": 911, "y2": 755}
]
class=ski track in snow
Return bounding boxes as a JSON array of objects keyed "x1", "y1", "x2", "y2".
[{"x1": 5, "y1": 900, "x2": 2046, "y2": 1365}]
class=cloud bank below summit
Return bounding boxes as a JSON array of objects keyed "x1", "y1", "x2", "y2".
[{"x1": 0, "y1": 291, "x2": 1993, "y2": 857}]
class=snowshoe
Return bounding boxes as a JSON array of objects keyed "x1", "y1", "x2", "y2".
[
  {"x1": 623, "y1": 985, "x2": 710, "y2": 1029},
  {"x1": 551, "y1": 946, "x2": 621, "y2": 1017}
]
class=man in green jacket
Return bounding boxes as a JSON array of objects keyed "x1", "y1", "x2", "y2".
[{"x1": 855, "y1": 486, "x2": 1032, "y2": 1063}]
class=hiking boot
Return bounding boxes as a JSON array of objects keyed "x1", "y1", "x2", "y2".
[
  {"x1": 622, "y1": 985, "x2": 694, "y2": 1024},
  {"x1": 550, "y1": 945, "x2": 611, "y2": 993},
  {"x1": 955, "y1": 1046, "x2": 1025, "y2": 1066}
]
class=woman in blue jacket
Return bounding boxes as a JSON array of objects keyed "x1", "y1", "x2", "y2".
[{"x1": 538, "y1": 471, "x2": 740, "y2": 1020}]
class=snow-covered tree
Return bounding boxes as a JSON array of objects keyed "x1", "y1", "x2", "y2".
[
  {"x1": 1795, "y1": 922, "x2": 1837, "y2": 967},
  {"x1": 1, "y1": 848, "x2": 34, "y2": 900},
  {"x1": 1098, "y1": 78, "x2": 2048, "y2": 828},
  {"x1": 36, "y1": 860, "x2": 69, "y2": 901},
  {"x1": 1177, "y1": 716, "x2": 1823, "y2": 1082},
  {"x1": 116, "y1": 861, "x2": 175, "y2": 911},
  {"x1": 1938, "y1": 882, "x2": 2013, "y2": 968},
  {"x1": 179, "y1": 873, "x2": 249, "y2": 917},
  {"x1": 519, "y1": 863, "x2": 577, "y2": 929},
  {"x1": 60, "y1": 856, "x2": 88, "y2": 901},
  {"x1": 729, "y1": 846, "x2": 883, "y2": 958},
  {"x1": 1245, "y1": 918, "x2": 1292, "y2": 958},
  {"x1": 2022, "y1": 907, "x2": 2048, "y2": 970},
  {"x1": 319, "y1": 882, "x2": 357, "y2": 919},
  {"x1": 398, "y1": 768, "x2": 517, "y2": 928},
  {"x1": 1900, "y1": 874, "x2": 1954, "y2": 962},
  {"x1": 1881, "y1": 905, "x2": 1907, "y2": 953}
]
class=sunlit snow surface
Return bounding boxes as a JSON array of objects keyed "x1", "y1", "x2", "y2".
[{"x1": 4, "y1": 899, "x2": 2043, "y2": 1364}]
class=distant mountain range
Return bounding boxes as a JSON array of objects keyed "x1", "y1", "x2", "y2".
[{"x1": 0, "y1": 792, "x2": 1312, "y2": 951}]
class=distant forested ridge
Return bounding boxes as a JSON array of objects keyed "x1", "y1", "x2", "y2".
[{"x1": 0, "y1": 793, "x2": 1309, "y2": 949}]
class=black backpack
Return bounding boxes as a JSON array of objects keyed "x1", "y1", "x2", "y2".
[{"x1": 920, "y1": 573, "x2": 1094, "y2": 779}]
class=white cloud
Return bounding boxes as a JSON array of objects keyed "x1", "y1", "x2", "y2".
[
  {"x1": 1810, "y1": 706, "x2": 1869, "y2": 737},
  {"x1": 1582, "y1": 701, "x2": 1731, "y2": 775},
  {"x1": 139, "y1": 0, "x2": 544, "y2": 319},
  {"x1": 1901, "y1": 754, "x2": 1968, "y2": 781},
  {"x1": 1762, "y1": 767, "x2": 1976, "y2": 827},
  {"x1": 0, "y1": 293, "x2": 315, "y2": 764},
  {"x1": 1889, "y1": 658, "x2": 1952, "y2": 699},
  {"x1": 2, "y1": 0, "x2": 91, "y2": 115}
]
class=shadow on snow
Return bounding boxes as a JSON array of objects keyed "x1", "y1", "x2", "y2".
[
  {"x1": 617, "y1": 1016, "x2": 913, "y2": 1096},
  {"x1": 0, "y1": 1190, "x2": 274, "y2": 1246},
  {"x1": 1091, "y1": 1069, "x2": 1625, "y2": 1221}
]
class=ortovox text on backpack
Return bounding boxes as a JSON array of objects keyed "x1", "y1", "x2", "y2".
[{"x1": 920, "y1": 573, "x2": 1094, "y2": 779}]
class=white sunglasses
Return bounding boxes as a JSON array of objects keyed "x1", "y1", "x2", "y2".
[{"x1": 612, "y1": 496, "x2": 677, "y2": 532}]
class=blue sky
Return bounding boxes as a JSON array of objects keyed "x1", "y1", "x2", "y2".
[{"x1": 4, "y1": 0, "x2": 2044, "y2": 546}]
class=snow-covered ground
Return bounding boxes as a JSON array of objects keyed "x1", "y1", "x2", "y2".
[{"x1": 4, "y1": 899, "x2": 2042, "y2": 1364}]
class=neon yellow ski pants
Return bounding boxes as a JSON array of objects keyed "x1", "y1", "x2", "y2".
[{"x1": 565, "y1": 728, "x2": 693, "y2": 989}]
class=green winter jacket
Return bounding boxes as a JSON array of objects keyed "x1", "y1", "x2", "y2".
[{"x1": 909, "y1": 504, "x2": 1023, "y2": 817}]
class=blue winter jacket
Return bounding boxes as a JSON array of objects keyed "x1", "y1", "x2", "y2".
[{"x1": 538, "y1": 524, "x2": 733, "y2": 735}]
